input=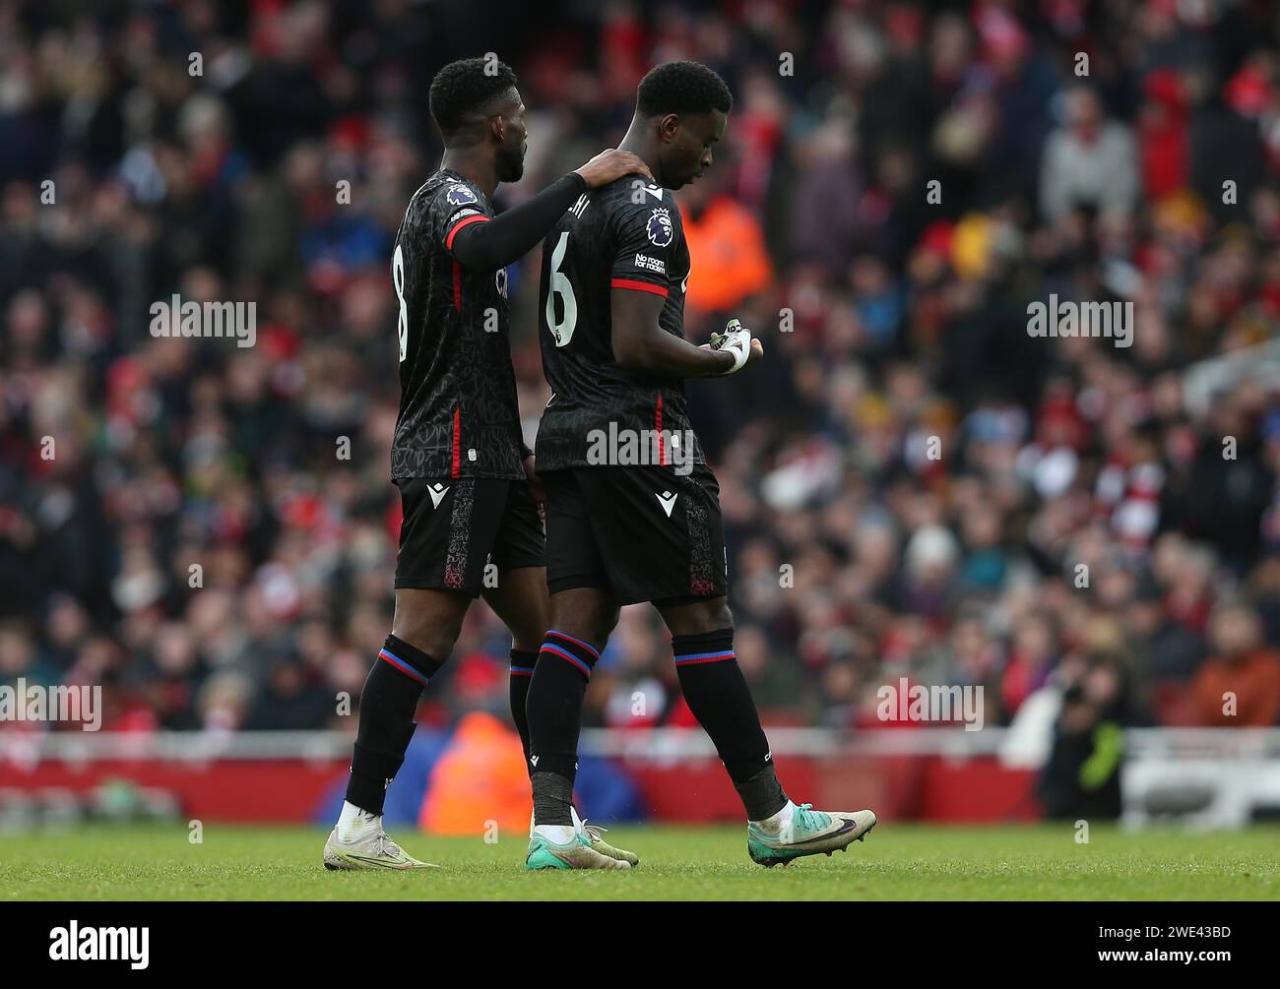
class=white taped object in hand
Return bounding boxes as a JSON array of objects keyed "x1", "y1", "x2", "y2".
[{"x1": 709, "y1": 318, "x2": 752, "y2": 374}]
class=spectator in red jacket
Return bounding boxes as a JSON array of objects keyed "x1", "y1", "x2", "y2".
[{"x1": 1139, "y1": 69, "x2": 1189, "y2": 200}]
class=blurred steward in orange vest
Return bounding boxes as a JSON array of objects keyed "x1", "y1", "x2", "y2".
[
  {"x1": 678, "y1": 164, "x2": 772, "y2": 320},
  {"x1": 419, "y1": 710, "x2": 531, "y2": 835}
]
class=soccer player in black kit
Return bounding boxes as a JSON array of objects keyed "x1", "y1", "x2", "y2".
[
  {"x1": 323, "y1": 57, "x2": 647, "y2": 871},
  {"x1": 525, "y1": 62, "x2": 877, "y2": 869}
]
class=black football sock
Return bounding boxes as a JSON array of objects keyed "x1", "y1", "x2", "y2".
[
  {"x1": 345, "y1": 634, "x2": 443, "y2": 816},
  {"x1": 531, "y1": 770, "x2": 576, "y2": 832},
  {"x1": 508, "y1": 648, "x2": 539, "y2": 766},
  {"x1": 526, "y1": 629, "x2": 600, "y2": 826},
  {"x1": 673, "y1": 628, "x2": 788, "y2": 821}
]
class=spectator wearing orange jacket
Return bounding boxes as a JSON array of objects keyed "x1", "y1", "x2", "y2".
[{"x1": 1189, "y1": 601, "x2": 1280, "y2": 726}]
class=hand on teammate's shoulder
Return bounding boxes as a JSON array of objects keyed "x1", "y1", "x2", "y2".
[{"x1": 574, "y1": 149, "x2": 653, "y2": 188}]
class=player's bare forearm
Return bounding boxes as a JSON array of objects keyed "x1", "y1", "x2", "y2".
[
  {"x1": 610, "y1": 287, "x2": 735, "y2": 378},
  {"x1": 618, "y1": 325, "x2": 736, "y2": 377}
]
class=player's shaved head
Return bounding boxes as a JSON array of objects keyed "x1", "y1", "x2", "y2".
[{"x1": 429, "y1": 57, "x2": 520, "y2": 140}]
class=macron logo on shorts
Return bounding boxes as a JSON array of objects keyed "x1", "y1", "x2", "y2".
[
  {"x1": 656, "y1": 490, "x2": 678, "y2": 517},
  {"x1": 427, "y1": 483, "x2": 449, "y2": 509}
]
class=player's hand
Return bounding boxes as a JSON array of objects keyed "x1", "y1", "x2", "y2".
[
  {"x1": 705, "y1": 319, "x2": 762, "y2": 374},
  {"x1": 574, "y1": 149, "x2": 653, "y2": 188}
]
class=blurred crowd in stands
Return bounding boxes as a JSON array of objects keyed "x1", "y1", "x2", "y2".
[{"x1": 3, "y1": 0, "x2": 1280, "y2": 745}]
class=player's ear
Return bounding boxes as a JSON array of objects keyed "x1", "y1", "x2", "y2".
[
  {"x1": 489, "y1": 114, "x2": 506, "y2": 145},
  {"x1": 658, "y1": 113, "x2": 681, "y2": 143}
]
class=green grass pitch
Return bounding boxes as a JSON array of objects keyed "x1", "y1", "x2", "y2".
[{"x1": 2, "y1": 823, "x2": 1277, "y2": 900}]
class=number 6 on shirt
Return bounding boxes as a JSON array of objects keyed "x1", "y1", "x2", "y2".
[{"x1": 545, "y1": 231, "x2": 578, "y2": 348}]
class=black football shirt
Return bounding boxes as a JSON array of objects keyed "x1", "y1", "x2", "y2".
[
  {"x1": 389, "y1": 169, "x2": 524, "y2": 482},
  {"x1": 534, "y1": 176, "x2": 703, "y2": 471}
]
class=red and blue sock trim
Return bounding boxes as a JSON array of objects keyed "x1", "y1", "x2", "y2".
[
  {"x1": 509, "y1": 648, "x2": 538, "y2": 678},
  {"x1": 378, "y1": 646, "x2": 429, "y2": 685},
  {"x1": 540, "y1": 629, "x2": 600, "y2": 680},
  {"x1": 672, "y1": 628, "x2": 736, "y2": 668},
  {"x1": 674, "y1": 649, "x2": 736, "y2": 666},
  {"x1": 545, "y1": 629, "x2": 600, "y2": 661},
  {"x1": 376, "y1": 634, "x2": 439, "y2": 686}
]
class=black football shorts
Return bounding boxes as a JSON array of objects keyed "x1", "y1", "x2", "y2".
[
  {"x1": 542, "y1": 463, "x2": 728, "y2": 606},
  {"x1": 394, "y1": 477, "x2": 544, "y2": 596}
]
